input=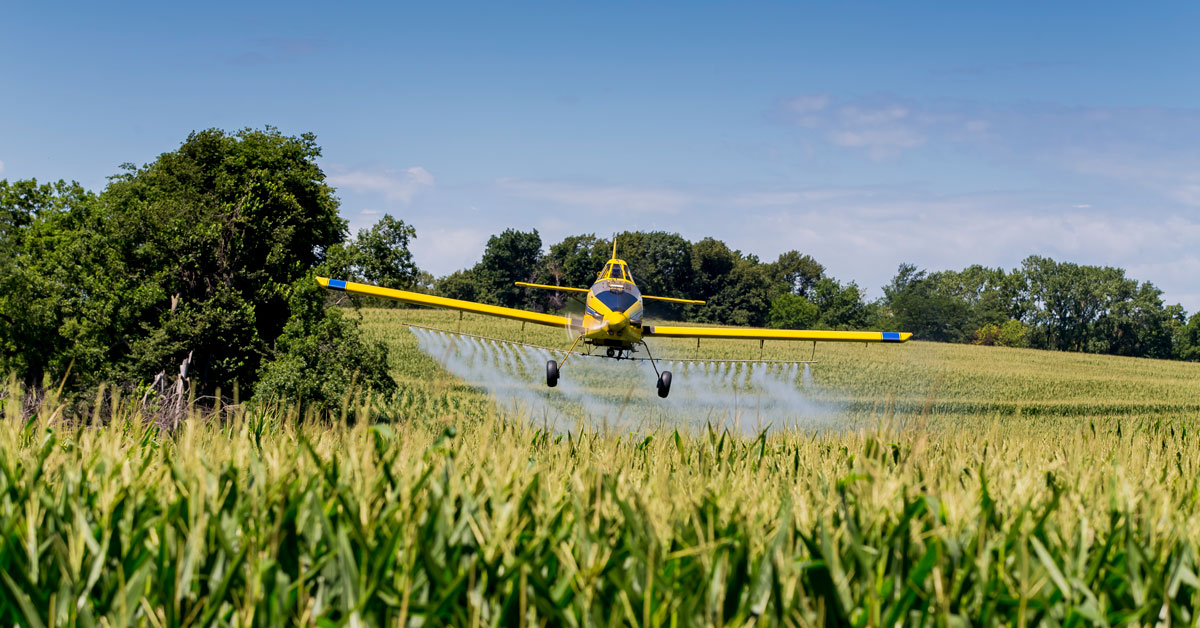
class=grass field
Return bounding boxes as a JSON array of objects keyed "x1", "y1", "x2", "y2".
[
  {"x1": 359, "y1": 308, "x2": 1200, "y2": 423},
  {"x1": 2, "y1": 306, "x2": 1200, "y2": 625}
]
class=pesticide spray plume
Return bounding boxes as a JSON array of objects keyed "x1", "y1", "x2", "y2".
[{"x1": 410, "y1": 328, "x2": 839, "y2": 435}]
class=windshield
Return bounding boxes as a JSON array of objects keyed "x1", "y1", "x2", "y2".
[{"x1": 595, "y1": 289, "x2": 639, "y2": 312}]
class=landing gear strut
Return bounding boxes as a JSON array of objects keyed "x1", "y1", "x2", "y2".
[
  {"x1": 639, "y1": 341, "x2": 672, "y2": 398},
  {"x1": 546, "y1": 360, "x2": 559, "y2": 387}
]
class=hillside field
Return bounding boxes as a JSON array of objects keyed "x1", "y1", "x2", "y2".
[{"x1": 2, "y1": 307, "x2": 1200, "y2": 625}]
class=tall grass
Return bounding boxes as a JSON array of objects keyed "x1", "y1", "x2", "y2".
[
  {"x1": 3, "y1": 308, "x2": 1200, "y2": 624},
  {"x1": 2, "y1": 371, "x2": 1200, "y2": 625}
]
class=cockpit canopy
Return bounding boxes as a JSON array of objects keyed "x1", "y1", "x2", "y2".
[
  {"x1": 591, "y1": 260, "x2": 642, "y2": 315},
  {"x1": 600, "y1": 261, "x2": 633, "y2": 283}
]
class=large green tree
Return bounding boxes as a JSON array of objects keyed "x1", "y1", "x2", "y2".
[
  {"x1": 326, "y1": 214, "x2": 420, "y2": 290},
  {"x1": 544, "y1": 234, "x2": 610, "y2": 288},
  {"x1": 474, "y1": 229, "x2": 544, "y2": 309},
  {"x1": 1, "y1": 128, "x2": 395, "y2": 407},
  {"x1": 883, "y1": 264, "x2": 972, "y2": 342},
  {"x1": 767, "y1": 250, "x2": 825, "y2": 298},
  {"x1": 0, "y1": 180, "x2": 102, "y2": 383},
  {"x1": 97, "y1": 127, "x2": 352, "y2": 390},
  {"x1": 610, "y1": 231, "x2": 695, "y2": 319},
  {"x1": 686, "y1": 240, "x2": 773, "y2": 325}
]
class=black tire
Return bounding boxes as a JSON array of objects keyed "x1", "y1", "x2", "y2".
[
  {"x1": 546, "y1": 359, "x2": 559, "y2": 388},
  {"x1": 657, "y1": 370, "x2": 672, "y2": 398}
]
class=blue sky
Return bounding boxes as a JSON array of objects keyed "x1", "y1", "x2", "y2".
[{"x1": 4, "y1": 2, "x2": 1200, "y2": 310}]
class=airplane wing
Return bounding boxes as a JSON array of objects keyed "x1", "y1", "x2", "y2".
[
  {"x1": 514, "y1": 282, "x2": 706, "y2": 304},
  {"x1": 642, "y1": 295, "x2": 706, "y2": 304},
  {"x1": 514, "y1": 281, "x2": 590, "y2": 294},
  {"x1": 318, "y1": 278, "x2": 570, "y2": 328},
  {"x1": 643, "y1": 325, "x2": 911, "y2": 343}
]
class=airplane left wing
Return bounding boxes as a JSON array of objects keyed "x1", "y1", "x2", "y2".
[
  {"x1": 643, "y1": 325, "x2": 912, "y2": 343},
  {"x1": 514, "y1": 281, "x2": 589, "y2": 294},
  {"x1": 318, "y1": 278, "x2": 570, "y2": 328}
]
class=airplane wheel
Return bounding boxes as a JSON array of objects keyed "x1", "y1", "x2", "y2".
[
  {"x1": 546, "y1": 360, "x2": 559, "y2": 387},
  {"x1": 657, "y1": 370, "x2": 672, "y2": 398},
  {"x1": 606, "y1": 348, "x2": 615, "y2": 358}
]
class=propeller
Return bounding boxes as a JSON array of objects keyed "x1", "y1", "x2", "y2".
[{"x1": 565, "y1": 312, "x2": 607, "y2": 341}]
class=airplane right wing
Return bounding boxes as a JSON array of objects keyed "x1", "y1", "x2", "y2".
[{"x1": 643, "y1": 325, "x2": 912, "y2": 343}]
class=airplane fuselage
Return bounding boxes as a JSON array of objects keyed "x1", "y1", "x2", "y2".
[{"x1": 580, "y1": 259, "x2": 645, "y2": 350}]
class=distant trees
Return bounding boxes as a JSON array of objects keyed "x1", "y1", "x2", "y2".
[
  {"x1": 545, "y1": 234, "x2": 610, "y2": 291},
  {"x1": 421, "y1": 227, "x2": 1200, "y2": 363},
  {"x1": 434, "y1": 229, "x2": 545, "y2": 309},
  {"x1": 882, "y1": 256, "x2": 1191, "y2": 360},
  {"x1": 326, "y1": 214, "x2": 420, "y2": 290},
  {"x1": 767, "y1": 251, "x2": 824, "y2": 298},
  {"x1": 882, "y1": 264, "x2": 971, "y2": 342}
]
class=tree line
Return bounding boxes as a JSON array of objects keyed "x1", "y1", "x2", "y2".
[{"x1": 394, "y1": 228, "x2": 1200, "y2": 362}]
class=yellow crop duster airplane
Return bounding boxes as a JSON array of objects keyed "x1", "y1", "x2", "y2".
[{"x1": 318, "y1": 239, "x2": 911, "y2": 398}]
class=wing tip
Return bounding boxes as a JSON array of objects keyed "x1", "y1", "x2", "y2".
[{"x1": 317, "y1": 277, "x2": 347, "y2": 291}]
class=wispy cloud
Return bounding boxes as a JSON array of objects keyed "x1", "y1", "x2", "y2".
[
  {"x1": 1059, "y1": 150, "x2": 1200, "y2": 208},
  {"x1": 934, "y1": 61, "x2": 1074, "y2": 79},
  {"x1": 408, "y1": 225, "x2": 491, "y2": 272},
  {"x1": 730, "y1": 188, "x2": 878, "y2": 207},
  {"x1": 229, "y1": 37, "x2": 326, "y2": 66},
  {"x1": 716, "y1": 187, "x2": 1200, "y2": 310},
  {"x1": 496, "y1": 178, "x2": 693, "y2": 212},
  {"x1": 474, "y1": 174, "x2": 1200, "y2": 310},
  {"x1": 774, "y1": 94, "x2": 1200, "y2": 209},
  {"x1": 777, "y1": 95, "x2": 937, "y2": 160},
  {"x1": 329, "y1": 166, "x2": 434, "y2": 203}
]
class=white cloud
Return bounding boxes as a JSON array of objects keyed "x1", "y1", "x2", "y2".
[
  {"x1": 494, "y1": 176, "x2": 1200, "y2": 311},
  {"x1": 838, "y1": 104, "x2": 910, "y2": 126},
  {"x1": 328, "y1": 166, "x2": 434, "y2": 203},
  {"x1": 731, "y1": 188, "x2": 877, "y2": 207},
  {"x1": 496, "y1": 178, "x2": 693, "y2": 212},
  {"x1": 776, "y1": 94, "x2": 1200, "y2": 208},
  {"x1": 1061, "y1": 151, "x2": 1200, "y2": 208},
  {"x1": 779, "y1": 95, "x2": 930, "y2": 160},
  {"x1": 392, "y1": 174, "x2": 1200, "y2": 312},
  {"x1": 717, "y1": 190, "x2": 1200, "y2": 311},
  {"x1": 408, "y1": 225, "x2": 491, "y2": 275},
  {"x1": 785, "y1": 94, "x2": 830, "y2": 115},
  {"x1": 827, "y1": 127, "x2": 925, "y2": 159}
]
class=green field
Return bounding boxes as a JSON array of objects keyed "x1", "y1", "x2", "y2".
[
  {"x1": 360, "y1": 308, "x2": 1200, "y2": 424},
  {"x1": 2, "y1": 307, "x2": 1200, "y2": 625}
]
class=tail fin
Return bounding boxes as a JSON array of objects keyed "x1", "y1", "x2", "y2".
[{"x1": 611, "y1": 235, "x2": 618, "y2": 259}]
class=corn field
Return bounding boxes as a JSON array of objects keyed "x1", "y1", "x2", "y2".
[{"x1": 1, "y1": 308, "x2": 1199, "y2": 625}]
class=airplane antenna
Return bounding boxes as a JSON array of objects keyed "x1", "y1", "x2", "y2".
[{"x1": 611, "y1": 234, "x2": 618, "y2": 260}]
